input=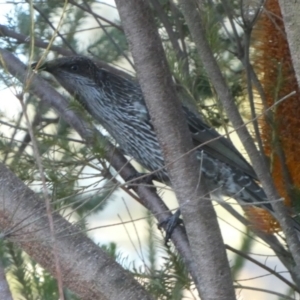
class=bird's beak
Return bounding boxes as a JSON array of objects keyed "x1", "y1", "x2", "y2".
[
  {"x1": 32, "y1": 59, "x2": 63, "y2": 75},
  {"x1": 31, "y1": 59, "x2": 58, "y2": 72},
  {"x1": 31, "y1": 61, "x2": 48, "y2": 72}
]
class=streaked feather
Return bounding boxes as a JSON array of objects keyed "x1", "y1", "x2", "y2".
[{"x1": 40, "y1": 56, "x2": 272, "y2": 212}]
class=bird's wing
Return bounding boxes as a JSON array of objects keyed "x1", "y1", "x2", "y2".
[{"x1": 182, "y1": 106, "x2": 259, "y2": 180}]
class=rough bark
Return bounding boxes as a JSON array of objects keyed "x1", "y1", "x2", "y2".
[
  {"x1": 0, "y1": 264, "x2": 13, "y2": 300},
  {"x1": 114, "y1": 1, "x2": 236, "y2": 299},
  {"x1": 279, "y1": 2, "x2": 300, "y2": 89},
  {"x1": 0, "y1": 163, "x2": 152, "y2": 300}
]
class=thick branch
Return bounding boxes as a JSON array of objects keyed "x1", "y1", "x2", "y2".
[
  {"x1": 0, "y1": 163, "x2": 152, "y2": 300},
  {"x1": 278, "y1": 2, "x2": 300, "y2": 89},
  {"x1": 0, "y1": 264, "x2": 12, "y2": 300},
  {"x1": 114, "y1": 1, "x2": 236, "y2": 299}
]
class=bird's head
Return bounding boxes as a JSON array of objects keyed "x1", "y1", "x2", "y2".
[
  {"x1": 31, "y1": 56, "x2": 146, "y2": 125},
  {"x1": 31, "y1": 56, "x2": 101, "y2": 96},
  {"x1": 31, "y1": 56, "x2": 138, "y2": 99}
]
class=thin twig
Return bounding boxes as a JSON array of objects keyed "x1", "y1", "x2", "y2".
[
  {"x1": 233, "y1": 284, "x2": 296, "y2": 300},
  {"x1": 18, "y1": 94, "x2": 64, "y2": 300},
  {"x1": 82, "y1": 0, "x2": 135, "y2": 69},
  {"x1": 32, "y1": 3, "x2": 77, "y2": 54},
  {"x1": 227, "y1": 244, "x2": 300, "y2": 293},
  {"x1": 68, "y1": 0, "x2": 123, "y2": 32}
]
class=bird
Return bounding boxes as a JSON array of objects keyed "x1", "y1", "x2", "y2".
[{"x1": 32, "y1": 55, "x2": 297, "y2": 235}]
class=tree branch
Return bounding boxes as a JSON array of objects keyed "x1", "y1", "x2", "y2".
[
  {"x1": 278, "y1": 1, "x2": 300, "y2": 89},
  {"x1": 0, "y1": 162, "x2": 153, "y2": 300},
  {"x1": 0, "y1": 264, "x2": 13, "y2": 300},
  {"x1": 114, "y1": 1, "x2": 236, "y2": 299}
]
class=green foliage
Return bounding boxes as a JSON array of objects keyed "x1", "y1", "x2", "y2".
[
  {"x1": 0, "y1": 241, "x2": 79, "y2": 300},
  {"x1": 131, "y1": 213, "x2": 192, "y2": 299}
]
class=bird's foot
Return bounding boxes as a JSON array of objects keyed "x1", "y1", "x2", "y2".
[{"x1": 158, "y1": 209, "x2": 184, "y2": 244}]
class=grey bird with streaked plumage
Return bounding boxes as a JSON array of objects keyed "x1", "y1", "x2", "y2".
[{"x1": 34, "y1": 56, "x2": 280, "y2": 220}]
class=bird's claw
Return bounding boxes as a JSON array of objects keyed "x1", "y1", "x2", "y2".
[{"x1": 158, "y1": 209, "x2": 184, "y2": 244}]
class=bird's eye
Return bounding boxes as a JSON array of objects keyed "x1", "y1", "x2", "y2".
[{"x1": 70, "y1": 64, "x2": 79, "y2": 71}]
